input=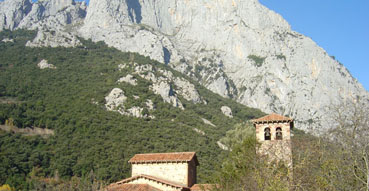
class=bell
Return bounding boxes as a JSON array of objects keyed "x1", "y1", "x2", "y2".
[
  {"x1": 265, "y1": 131, "x2": 271, "y2": 136},
  {"x1": 265, "y1": 129, "x2": 271, "y2": 136}
]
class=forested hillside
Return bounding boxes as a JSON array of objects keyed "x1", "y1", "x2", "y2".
[{"x1": 0, "y1": 30, "x2": 264, "y2": 190}]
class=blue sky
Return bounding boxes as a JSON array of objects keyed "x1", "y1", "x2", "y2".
[{"x1": 259, "y1": 0, "x2": 369, "y2": 91}]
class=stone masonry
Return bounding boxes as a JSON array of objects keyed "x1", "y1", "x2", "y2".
[{"x1": 252, "y1": 113, "x2": 293, "y2": 168}]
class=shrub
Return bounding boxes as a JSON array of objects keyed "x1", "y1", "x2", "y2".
[
  {"x1": 276, "y1": 54, "x2": 286, "y2": 60},
  {"x1": 248, "y1": 55, "x2": 266, "y2": 67}
]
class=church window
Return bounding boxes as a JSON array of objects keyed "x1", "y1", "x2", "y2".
[
  {"x1": 264, "y1": 127, "x2": 271, "y2": 140},
  {"x1": 276, "y1": 127, "x2": 283, "y2": 140}
]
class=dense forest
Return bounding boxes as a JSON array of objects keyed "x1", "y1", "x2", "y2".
[{"x1": 0, "y1": 30, "x2": 265, "y2": 190}]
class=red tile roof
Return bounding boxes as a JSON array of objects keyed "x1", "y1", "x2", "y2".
[
  {"x1": 106, "y1": 184, "x2": 162, "y2": 191},
  {"x1": 129, "y1": 152, "x2": 199, "y2": 165},
  {"x1": 252, "y1": 113, "x2": 293, "y2": 124},
  {"x1": 113, "y1": 174, "x2": 190, "y2": 190}
]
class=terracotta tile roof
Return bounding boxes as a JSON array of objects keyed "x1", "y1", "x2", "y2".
[
  {"x1": 113, "y1": 174, "x2": 190, "y2": 190},
  {"x1": 190, "y1": 184, "x2": 214, "y2": 191},
  {"x1": 129, "y1": 152, "x2": 199, "y2": 165},
  {"x1": 106, "y1": 184, "x2": 162, "y2": 191},
  {"x1": 252, "y1": 113, "x2": 293, "y2": 124}
]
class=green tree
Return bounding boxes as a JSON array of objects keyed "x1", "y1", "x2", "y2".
[
  {"x1": 212, "y1": 136, "x2": 289, "y2": 191},
  {"x1": 218, "y1": 122, "x2": 255, "y2": 150}
]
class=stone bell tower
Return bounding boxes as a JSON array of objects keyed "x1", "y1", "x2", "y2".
[{"x1": 252, "y1": 113, "x2": 293, "y2": 168}]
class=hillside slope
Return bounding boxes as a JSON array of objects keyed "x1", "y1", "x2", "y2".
[{"x1": 0, "y1": 30, "x2": 264, "y2": 190}]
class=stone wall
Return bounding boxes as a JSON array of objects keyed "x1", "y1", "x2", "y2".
[
  {"x1": 255, "y1": 122, "x2": 291, "y2": 142},
  {"x1": 258, "y1": 140, "x2": 293, "y2": 168},
  {"x1": 132, "y1": 162, "x2": 189, "y2": 186},
  {"x1": 187, "y1": 160, "x2": 197, "y2": 187},
  {"x1": 255, "y1": 122, "x2": 292, "y2": 167}
]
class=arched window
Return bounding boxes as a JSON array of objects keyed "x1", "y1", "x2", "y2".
[
  {"x1": 264, "y1": 127, "x2": 271, "y2": 140},
  {"x1": 276, "y1": 127, "x2": 283, "y2": 140}
]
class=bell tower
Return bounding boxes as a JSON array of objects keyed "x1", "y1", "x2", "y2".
[{"x1": 252, "y1": 113, "x2": 293, "y2": 168}]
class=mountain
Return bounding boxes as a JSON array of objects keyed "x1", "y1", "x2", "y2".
[
  {"x1": 1, "y1": 0, "x2": 368, "y2": 131},
  {"x1": 0, "y1": 30, "x2": 265, "y2": 189}
]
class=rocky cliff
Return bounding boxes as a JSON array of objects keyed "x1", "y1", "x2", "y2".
[
  {"x1": 1, "y1": 0, "x2": 368, "y2": 132},
  {"x1": 0, "y1": 0, "x2": 86, "y2": 47}
]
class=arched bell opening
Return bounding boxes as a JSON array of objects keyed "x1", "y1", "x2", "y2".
[
  {"x1": 264, "y1": 127, "x2": 271, "y2": 140},
  {"x1": 276, "y1": 127, "x2": 283, "y2": 140}
]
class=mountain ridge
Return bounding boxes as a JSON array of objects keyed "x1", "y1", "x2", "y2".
[{"x1": 0, "y1": 0, "x2": 368, "y2": 132}]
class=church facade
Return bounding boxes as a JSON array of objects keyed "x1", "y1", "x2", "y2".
[{"x1": 106, "y1": 152, "x2": 211, "y2": 191}]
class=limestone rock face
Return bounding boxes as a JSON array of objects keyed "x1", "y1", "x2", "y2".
[
  {"x1": 0, "y1": 0, "x2": 32, "y2": 31},
  {"x1": 80, "y1": 0, "x2": 368, "y2": 132},
  {"x1": 151, "y1": 81, "x2": 184, "y2": 110},
  {"x1": 105, "y1": 88, "x2": 127, "y2": 112},
  {"x1": 174, "y1": 77, "x2": 202, "y2": 104},
  {"x1": 1, "y1": 0, "x2": 368, "y2": 132},
  {"x1": 0, "y1": 0, "x2": 86, "y2": 47}
]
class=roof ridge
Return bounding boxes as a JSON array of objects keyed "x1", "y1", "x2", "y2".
[
  {"x1": 128, "y1": 152, "x2": 199, "y2": 166},
  {"x1": 115, "y1": 174, "x2": 190, "y2": 189},
  {"x1": 133, "y1": 151, "x2": 196, "y2": 155}
]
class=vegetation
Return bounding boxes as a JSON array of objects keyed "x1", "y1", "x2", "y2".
[
  {"x1": 247, "y1": 55, "x2": 266, "y2": 67},
  {"x1": 3, "y1": 29, "x2": 367, "y2": 191},
  {"x1": 0, "y1": 184, "x2": 15, "y2": 191},
  {"x1": 213, "y1": 99, "x2": 369, "y2": 191},
  {"x1": 276, "y1": 54, "x2": 286, "y2": 61},
  {"x1": 212, "y1": 135, "x2": 289, "y2": 191},
  {"x1": 0, "y1": 30, "x2": 264, "y2": 190},
  {"x1": 218, "y1": 122, "x2": 255, "y2": 149}
]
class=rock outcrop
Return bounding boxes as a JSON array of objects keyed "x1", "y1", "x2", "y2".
[
  {"x1": 117, "y1": 74, "x2": 137, "y2": 86},
  {"x1": 105, "y1": 88, "x2": 127, "y2": 112},
  {"x1": 1, "y1": 0, "x2": 368, "y2": 132},
  {"x1": 105, "y1": 88, "x2": 154, "y2": 118},
  {"x1": 37, "y1": 59, "x2": 56, "y2": 69},
  {"x1": 2, "y1": 38, "x2": 14, "y2": 43},
  {"x1": 133, "y1": 63, "x2": 202, "y2": 109},
  {"x1": 221, "y1": 106, "x2": 233, "y2": 118},
  {"x1": 201, "y1": 118, "x2": 216, "y2": 127}
]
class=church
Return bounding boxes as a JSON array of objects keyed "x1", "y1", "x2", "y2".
[
  {"x1": 106, "y1": 152, "x2": 211, "y2": 191},
  {"x1": 252, "y1": 113, "x2": 293, "y2": 167},
  {"x1": 106, "y1": 113, "x2": 293, "y2": 191}
]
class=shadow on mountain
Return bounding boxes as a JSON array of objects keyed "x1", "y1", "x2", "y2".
[{"x1": 126, "y1": 0, "x2": 142, "y2": 23}]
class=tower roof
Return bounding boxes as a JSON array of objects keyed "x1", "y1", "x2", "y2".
[
  {"x1": 128, "y1": 152, "x2": 199, "y2": 166},
  {"x1": 252, "y1": 113, "x2": 293, "y2": 124}
]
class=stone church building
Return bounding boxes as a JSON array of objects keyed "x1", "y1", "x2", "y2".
[
  {"x1": 106, "y1": 152, "x2": 211, "y2": 191},
  {"x1": 107, "y1": 113, "x2": 293, "y2": 191}
]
